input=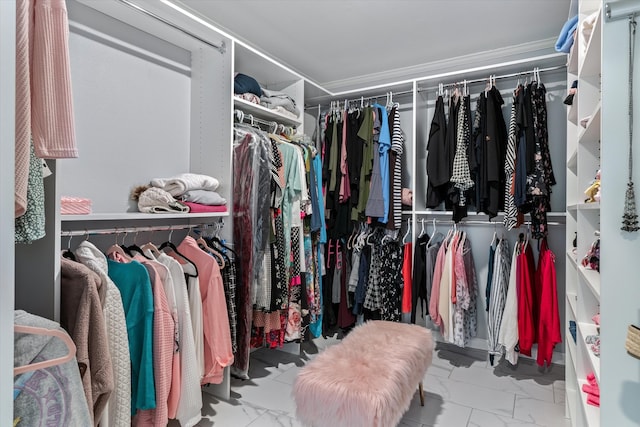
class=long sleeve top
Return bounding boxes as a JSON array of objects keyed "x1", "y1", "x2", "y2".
[
  {"x1": 157, "y1": 253, "x2": 203, "y2": 427},
  {"x1": 174, "y1": 236, "x2": 234, "y2": 385},
  {"x1": 60, "y1": 257, "x2": 113, "y2": 425},
  {"x1": 75, "y1": 241, "x2": 131, "y2": 427},
  {"x1": 15, "y1": 0, "x2": 78, "y2": 216},
  {"x1": 107, "y1": 259, "x2": 156, "y2": 414},
  {"x1": 498, "y1": 244, "x2": 520, "y2": 365}
]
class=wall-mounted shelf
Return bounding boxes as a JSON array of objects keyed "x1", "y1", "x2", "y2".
[
  {"x1": 579, "y1": 266, "x2": 601, "y2": 299},
  {"x1": 234, "y1": 96, "x2": 302, "y2": 127},
  {"x1": 61, "y1": 212, "x2": 228, "y2": 221}
]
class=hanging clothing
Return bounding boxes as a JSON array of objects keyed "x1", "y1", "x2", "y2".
[
  {"x1": 481, "y1": 86, "x2": 507, "y2": 217},
  {"x1": 14, "y1": 141, "x2": 45, "y2": 243},
  {"x1": 411, "y1": 233, "x2": 428, "y2": 323},
  {"x1": 450, "y1": 95, "x2": 474, "y2": 222},
  {"x1": 60, "y1": 257, "x2": 113, "y2": 425},
  {"x1": 74, "y1": 241, "x2": 131, "y2": 427},
  {"x1": 126, "y1": 255, "x2": 173, "y2": 427},
  {"x1": 156, "y1": 253, "x2": 203, "y2": 427},
  {"x1": 232, "y1": 126, "x2": 271, "y2": 378},
  {"x1": 389, "y1": 107, "x2": 405, "y2": 230},
  {"x1": 426, "y1": 95, "x2": 449, "y2": 208},
  {"x1": 14, "y1": 310, "x2": 92, "y2": 427},
  {"x1": 527, "y1": 81, "x2": 556, "y2": 238},
  {"x1": 503, "y1": 97, "x2": 519, "y2": 231},
  {"x1": 536, "y1": 239, "x2": 562, "y2": 367},
  {"x1": 487, "y1": 238, "x2": 510, "y2": 366},
  {"x1": 498, "y1": 243, "x2": 519, "y2": 365},
  {"x1": 174, "y1": 236, "x2": 233, "y2": 385},
  {"x1": 516, "y1": 240, "x2": 536, "y2": 357},
  {"x1": 107, "y1": 258, "x2": 156, "y2": 414},
  {"x1": 401, "y1": 242, "x2": 413, "y2": 314},
  {"x1": 15, "y1": 0, "x2": 78, "y2": 217}
]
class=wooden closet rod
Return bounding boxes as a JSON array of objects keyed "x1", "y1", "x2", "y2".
[{"x1": 117, "y1": 0, "x2": 226, "y2": 53}]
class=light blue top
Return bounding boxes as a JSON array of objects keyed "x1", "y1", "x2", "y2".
[{"x1": 373, "y1": 104, "x2": 391, "y2": 223}]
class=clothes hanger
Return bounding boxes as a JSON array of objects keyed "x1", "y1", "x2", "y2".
[
  {"x1": 159, "y1": 227, "x2": 199, "y2": 277},
  {"x1": 402, "y1": 218, "x2": 411, "y2": 244},
  {"x1": 126, "y1": 229, "x2": 153, "y2": 260},
  {"x1": 61, "y1": 234, "x2": 77, "y2": 261},
  {"x1": 106, "y1": 228, "x2": 132, "y2": 261},
  {"x1": 197, "y1": 235, "x2": 226, "y2": 269},
  {"x1": 14, "y1": 325, "x2": 77, "y2": 375},
  {"x1": 418, "y1": 218, "x2": 426, "y2": 238}
]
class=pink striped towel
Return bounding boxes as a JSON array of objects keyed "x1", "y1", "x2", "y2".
[{"x1": 61, "y1": 196, "x2": 92, "y2": 215}]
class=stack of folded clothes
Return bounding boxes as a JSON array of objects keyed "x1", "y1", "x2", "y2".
[
  {"x1": 151, "y1": 173, "x2": 226, "y2": 214},
  {"x1": 582, "y1": 372, "x2": 599, "y2": 407}
]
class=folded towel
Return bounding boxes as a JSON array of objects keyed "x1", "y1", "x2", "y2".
[
  {"x1": 555, "y1": 15, "x2": 579, "y2": 53},
  {"x1": 61, "y1": 196, "x2": 92, "y2": 215},
  {"x1": 151, "y1": 173, "x2": 219, "y2": 197},
  {"x1": 183, "y1": 202, "x2": 227, "y2": 214},
  {"x1": 181, "y1": 190, "x2": 227, "y2": 206}
]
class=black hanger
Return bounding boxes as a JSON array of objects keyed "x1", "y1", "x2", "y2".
[
  {"x1": 206, "y1": 235, "x2": 238, "y2": 259},
  {"x1": 62, "y1": 235, "x2": 77, "y2": 261},
  {"x1": 159, "y1": 238, "x2": 199, "y2": 278},
  {"x1": 127, "y1": 243, "x2": 153, "y2": 260}
]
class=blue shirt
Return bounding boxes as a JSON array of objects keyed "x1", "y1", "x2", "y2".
[{"x1": 373, "y1": 104, "x2": 391, "y2": 223}]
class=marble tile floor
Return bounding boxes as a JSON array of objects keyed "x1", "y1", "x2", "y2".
[{"x1": 186, "y1": 337, "x2": 569, "y2": 427}]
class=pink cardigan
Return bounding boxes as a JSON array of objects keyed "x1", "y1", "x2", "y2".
[{"x1": 15, "y1": 0, "x2": 77, "y2": 215}]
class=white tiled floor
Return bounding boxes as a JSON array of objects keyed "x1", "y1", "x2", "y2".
[{"x1": 190, "y1": 337, "x2": 570, "y2": 427}]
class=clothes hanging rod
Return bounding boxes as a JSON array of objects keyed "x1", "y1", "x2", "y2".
[
  {"x1": 234, "y1": 109, "x2": 297, "y2": 132},
  {"x1": 417, "y1": 64, "x2": 566, "y2": 92},
  {"x1": 116, "y1": 0, "x2": 226, "y2": 53},
  {"x1": 61, "y1": 222, "x2": 213, "y2": 237},
  {"x1": 605, "y1": 0, "x2": 640, "y2": 21},
  {"x1": 317, "y1": 65, "x2": 565, "y2": 108},
  {"x1": 416, "y1": 219, "x2": 563, "y2": 227}
]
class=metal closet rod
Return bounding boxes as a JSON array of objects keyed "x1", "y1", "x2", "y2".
[
  {"x1": 322, "y1": 65, "x2": 565, "y2": 107},
  {"x1": 413, "y1": 217, "x2": 563, "y2": 227},
  {"x1": 61, "y1": 223, "x2": 213, "y2": 237},
  {"x1": 234, "y1": 109, "x2": 297, "y2": 132},
  {"x1": 605, "y1": 0, "x2": 640, "y2": 21},
  {"x1": 117, "y1": 0, "x2": 226, "y2": 53}
]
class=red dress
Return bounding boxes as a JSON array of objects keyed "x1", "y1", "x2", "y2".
[
  {"x1": 517, "y1": 241, "x2": 536, "y2": 357},
  {"x1": 401, "y1": 242, "x2": 413, "y2": 314},
  {"x1": 536, "y1": 239, "x2": 562, "y2": 367}
]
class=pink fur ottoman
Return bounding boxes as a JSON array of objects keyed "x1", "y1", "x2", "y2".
[{"x1": 293, "y1": 320, "x2": 434, "y2": 427}]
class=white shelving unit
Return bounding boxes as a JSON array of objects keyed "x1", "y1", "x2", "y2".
[{"x1": 565, "y1": 2, "x2": 601, "y2": 426}]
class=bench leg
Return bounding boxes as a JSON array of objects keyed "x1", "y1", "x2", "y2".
[{"x1": 418, "y1": 381, "x2": 425, "y2": 406}]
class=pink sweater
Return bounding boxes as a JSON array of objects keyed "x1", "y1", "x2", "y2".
[
  {"x1": 174, "y1": 236, "x2": 233, "y2": 384},
  {"x1": 15, "y1": 0, "x2": 78, "y2": 216}
]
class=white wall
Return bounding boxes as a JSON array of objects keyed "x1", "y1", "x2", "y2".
[
  {"x1": 601, "y1": 10, "x2": 640, "y2": 426},
  {"x1": 0, "y1": 1, "x2": 15, "y2": 424}
]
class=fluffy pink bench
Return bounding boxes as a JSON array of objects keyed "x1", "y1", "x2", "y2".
[{"x1": 293, "y1": 320, "x2": 434, "y2": 427}]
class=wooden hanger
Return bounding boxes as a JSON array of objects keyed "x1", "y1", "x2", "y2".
[{"x1": 14, "y1": 325, "x2": 76, "y2": 375}]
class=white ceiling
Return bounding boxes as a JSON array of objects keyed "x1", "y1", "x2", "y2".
[{"x1": 176, "y1": 0, "x2": 572, "y2": 94}]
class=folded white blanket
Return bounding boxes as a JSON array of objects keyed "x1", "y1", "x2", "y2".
[
  {"x1": 150, "y1": 173, "x2": 219, "y2": 197},
  {"x1": 181, "y1": 190, "x2": 227, "y2": 206}
]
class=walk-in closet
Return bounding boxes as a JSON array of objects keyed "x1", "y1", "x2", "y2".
[{"x1": 3, "y1": 1, "x2": 640, "y2": 426}]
